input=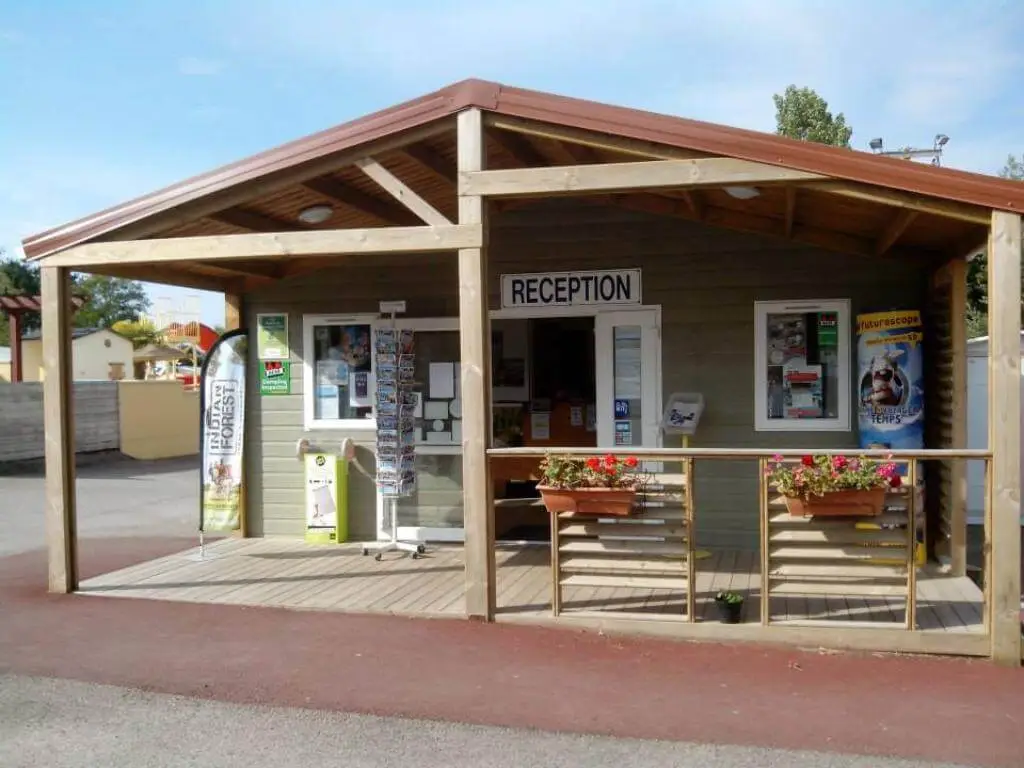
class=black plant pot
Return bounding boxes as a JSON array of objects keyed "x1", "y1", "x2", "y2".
[{"x1": 715, "y1": 599, "x2": 743, "y2": 624}]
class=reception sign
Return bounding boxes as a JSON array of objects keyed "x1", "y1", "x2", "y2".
[
  {"x1": 500, "y1": 269, "x2": 642, "y2": 309},
  {"x1": 856, "y1": 310, "x2": 924, "y2": 450},
  {"x1": 199, "y1": 330, "x2": 248, "y2": 532}
]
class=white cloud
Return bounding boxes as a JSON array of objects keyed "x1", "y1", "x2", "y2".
[{"x1": 177, "y1": 56, "x2": 224, "y2": 76}]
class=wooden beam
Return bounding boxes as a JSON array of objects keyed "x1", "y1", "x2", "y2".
[
  {"x1": 224, "y1": 293, "x2": 242, "y2": 331},
  {"x1": 398, "y1": 143, "x2": 457, "y2": 185},
  {"x1": 85, "y1": 264, "x2": 235, "y2": 294},
  {"x1": 210, "y1": 208, "x2": 304, "y2": 233},
  {"x1": 41, "y1": 225, "x2": 482, "y2": 268},
  {"x1": 557, "y1": 141, "x2": 604, "y2": 164},
  {"x1": 355, "y1": 158, "x2": 452, "y2": 226},
  {"x1": 986, "y1": 210, "x2": 1022, "y2": 666},
  {"x1": 41, "y1": 266, "x2": 78, "y2": 593},
  {"x1": 805, "y1": 181, "x2": 990, "y2": 225},
  {"x1": 948, "y1": 256, "x2": 968, "y2": 577},
  {"x1": 8, "y1": 311, "x2": 22, "y2": 382},
  {"x1": 487, "y1": 128, "x2": 550, "y2": 167},
  {"x1": 194, "y1": 259, "x2": 283, "y2": 280},
  {"x1": 486, "y1": 115, "x2": 708, "y2": 162},
  {"x1": 457, "y1": 108, "x2": 495, "y2": 622},
  {"x1": 186, "y1": 262, "x2": 277, "y2": 286},
  {"x1": 875, "y1": 209, "x2": 918, "y2": 256},
  {"x1": 302, "y1": 176, "x2": 419, "y2": 226},
  {"x1": 784, "y1": 187, "x2": 797, "y2": 237},
  {"x1": 460, "y1": 158, "x2": 824, "y2": 199}
]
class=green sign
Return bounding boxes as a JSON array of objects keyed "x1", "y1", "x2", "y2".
[
  {"x1": 259, "y1": 360, "x2": 291, "y2": 395},
  {"x1": 816, "y1": 312, "x2": 839, "y2": 347},
  {"x1": 256, "y1": 313, "x2": 289, "y2": 360}
]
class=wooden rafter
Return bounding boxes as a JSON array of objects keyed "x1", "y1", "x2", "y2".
[
  {"x1": 210, "y1": 208, "x2": 304, "y2": 233},
  {"x1": 398, "y1": 143, "x2": 457, "y2": 186},
  {"x1": 42, "y1": 225, "x2": 482, "y2": 268},
  {"x1": 680, "y1": 191, "x2": 704, "y2": 220},
  {"x1": 557, "y1": 140, "x2": 604, "y2": 164},
  {"x1": 460, "y1": 157, "x2": 824, "y2": 198},
  {"x1": 874, "y1": 209, "x2": 918, "y2": 256},
  {"x1": 487, "y1": 128, "x2": 550, "y2": 167},
  {"x1": 302, "y1": 176, "x2": 419, "y2": 226},
  {"x1": 355, "y1": 157, "x2": 452, "y2": 226},
  {"x1": 784, "y1": 187, "x2": 797, "y2": 237},
  {"x1": 803, "y1": 180, "x2": 990, "y2": 225}
]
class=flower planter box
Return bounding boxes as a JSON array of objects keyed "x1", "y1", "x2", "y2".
[
  {"x1": 537, "y1": 486, "x2": 637, "y2": 517},
  {"x1": 783, "y1": 487, "x2": 887, "y2": 518},
  {"x1": 715, "y1": 598, "x2": 743, "y2": 624}
]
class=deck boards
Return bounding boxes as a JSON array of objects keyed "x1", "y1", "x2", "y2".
[{"x1": 78, "y1": 539, "x2": 985, "y2": 633}]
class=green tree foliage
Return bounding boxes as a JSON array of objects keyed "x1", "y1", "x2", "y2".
[
  {"x1": 111, "y1": 318, "x2": 162, "y2": 349},
  {"x1": 964, "y1": 154, "x2": 1024, "y2": 338},
  {"x1": 73, "y1": 274, "x2": 151, "y2": 329},
  {"x1": 773, "y1": 85, "x2": 853, "y2": 148}
]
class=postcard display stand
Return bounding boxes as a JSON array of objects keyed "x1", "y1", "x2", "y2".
[{"x1": 361, "y1": 321, "x2": 426, "y2": 561}]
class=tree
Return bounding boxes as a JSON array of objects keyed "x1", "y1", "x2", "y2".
[
  {"x1": 773, "y1": 85, "x2": 853, "y2": 148},
  {"x1": 0, "y1": 252, "x2": 42, "y2": 346},
  {"x1": 111, "y1": 318, "x2": 163, "y2": 349},
  {"x1": 964, "y1": 154, "x2": 1024, "y2": 338},
  {"x1": 73, "y1": 274, "x2": 151, "y2": 329}
]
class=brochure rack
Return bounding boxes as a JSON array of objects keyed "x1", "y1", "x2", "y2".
[{"x1": 362, "y1": 306, "x2": 425, "y2": 561}]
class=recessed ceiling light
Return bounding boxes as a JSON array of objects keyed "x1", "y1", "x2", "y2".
[
  {"x1": 723, "y1": 186, "x2": 761, "y2": 200},
  {"x1": 297, "y1": 204, "x2": 333, "y2": 224}
]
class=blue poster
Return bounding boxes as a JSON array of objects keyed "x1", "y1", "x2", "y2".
[{"x1": 856, "y1": 310, "x2": 924, "y2": 450}]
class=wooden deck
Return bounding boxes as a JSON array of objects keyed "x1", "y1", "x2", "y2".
[{"x1": 79, "y1": 538, "x2": 984, "y2": 633}]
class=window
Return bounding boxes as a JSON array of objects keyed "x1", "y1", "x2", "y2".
[
  {"x1": 754, "y1": 299, "x2": 851, "y2": 432},
  {"x1": 303, "y1": 315, "x2": 377, "y2": 429}
]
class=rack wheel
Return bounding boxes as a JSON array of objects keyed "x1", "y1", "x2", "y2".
[
  {"x1": 374, "y1": 552, "x2": 382, "y2": 562},
  {"x1": 361, "y1": 548, "x2": 369, "y2": 556},
  {"x1": 416, "y1": 544, "x2": 426, "y2": 554}
]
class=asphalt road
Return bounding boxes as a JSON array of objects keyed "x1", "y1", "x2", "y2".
[
  {"x1": 0, "y1": 675, "x2": 973, "y2": 768},
  {"x1": 0, "y1": 453, "x2": 200, "y2": 557}
]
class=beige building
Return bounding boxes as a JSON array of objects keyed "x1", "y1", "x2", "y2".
[
  {"x1": 20, "y1": 327, "x2": 134, "y2": 382},
  {"x1": 0, "y1": 346, "x2": 10, "y2": 382}
]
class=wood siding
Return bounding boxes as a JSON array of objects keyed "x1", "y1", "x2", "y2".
[
  {"x1": 244, "y1": 201, "x2": 928, "y2": 548},
  {"x1": 0, "y1": 381, "x2": 119, "y2": 462}
]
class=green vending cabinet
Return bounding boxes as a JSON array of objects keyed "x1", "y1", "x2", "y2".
[{"x1": 304, "y1": 452, "x2": 349, "y2": 543}]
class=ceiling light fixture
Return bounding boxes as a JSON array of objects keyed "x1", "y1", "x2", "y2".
[
  {"x1": 723, "y1": 186, "x2": 761, "y2": 200},
  {"x1": 297, "y1": 204, "x2": 333, "y2": 224}
]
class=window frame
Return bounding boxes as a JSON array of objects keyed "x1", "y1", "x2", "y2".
[
  {"x1": 753, "y1": 298, "x2": 852, "y2": 433},
  {"x1": 302, "y1": 313, "x2": 380, "y2": 431}
]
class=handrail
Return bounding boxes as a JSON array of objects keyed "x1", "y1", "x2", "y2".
[{"x1": 487, "y1": 447, "x2": 992, "y2": 460}]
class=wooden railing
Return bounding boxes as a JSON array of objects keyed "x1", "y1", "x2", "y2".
[{"x1": 487, "y1": 447, "x2": 993, "y2": 633}]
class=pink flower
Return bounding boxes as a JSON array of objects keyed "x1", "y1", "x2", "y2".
[
  {"x1": 849, "y1": 459, "x2": 860, "y2": 471},
  {"x1": 773, "y1": 454, "x2": 784, "y2": 463},
  {"x1": 832, "y1": 456, "x2": 847, "y2": 470}
]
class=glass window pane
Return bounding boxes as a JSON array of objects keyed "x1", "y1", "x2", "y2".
[
  {"x1": 409, "y1": 331, "x2": 461, "y2": 446},
  {"x1": 764, "y1": 311, "x2": 840, "y2": 422},
  {"x1": 312, "y1": 324, "x2": 373, "y2": 422},
  {"x1": 396, "y1": 454, "x2": 464, "y2": 530},
  {"x1": 613, "y1": 325, "x2": 642, "y2": 447}
]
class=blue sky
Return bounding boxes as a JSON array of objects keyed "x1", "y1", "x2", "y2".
[{"x1": 1, "y1": 0, "x2": 1021, "y2": 326}]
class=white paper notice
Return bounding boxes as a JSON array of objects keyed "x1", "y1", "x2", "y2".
[
  {"x1": 531, "y1": 412, "x2": 550, "y2": 440},
  {"x1": 429, "y1": 362, "x2": 455, "y2": 399},
  {"x1": 348, "y1": 371, "x2": 373, "y2": 408},
  {"x1": 424, "y1": 400, "x2": 449, "y2": 420},
  {"x1": 570, "y1": 405, "x2": 583, "y2": 427}
]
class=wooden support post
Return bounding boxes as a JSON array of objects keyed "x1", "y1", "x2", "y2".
[
  {"x1": 987, "y1": 210, "x2": 1022, "y2": 666},
  {"x1": 457, "y1": 108, "x2": 496, "y2": 621},
  {"x1": 948, "y1": 258, "x2": 968, "y2": 576},
  {"x1": 9, "y1": 311, "x2": 23, "y2": 382},
  {"x1": 41, "y1": 266, "x2": 78, "y2": 593}
]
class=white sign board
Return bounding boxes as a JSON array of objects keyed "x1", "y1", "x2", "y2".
[{"x1": 500, "y1": 269, "x2": 642, "y2": 309}]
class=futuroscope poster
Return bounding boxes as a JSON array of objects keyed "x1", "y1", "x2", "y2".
[
  {"x1": 200, "y1": 330, "x2": 248, "y2": 533},
  {"x1": 856, "y1": 310, "x2": 924, "y2": 450}
]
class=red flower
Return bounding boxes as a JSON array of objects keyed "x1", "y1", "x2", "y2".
[
  {"x1": 605, "y1": 466, "x2": 617, "y2": 476},
  {"x1": 889, "y1": 474, "x2": 902, "y2": 489},
  {"x1": 801, "y1": 455, "x2": 814, "y2": 467},
  {"x1": 603, "y1": 454, "x2": 617, "y2": 467},
  {"x1": 624, "y1": 457, "x2": 639, "y2": 468},
  {"x1": 585, "y1": 457, "x2": 601, "y2": 471}
]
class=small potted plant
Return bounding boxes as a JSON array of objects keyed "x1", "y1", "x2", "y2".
[
  {"x1": 766, "y1": 453, "x2": 901, "y2": 518},
  {"x1": 714, "y1": 590, "x2": 744, "y2": 624},
  {"x1": 537, "y1": 453, "x2": 642, "y2": 517}
]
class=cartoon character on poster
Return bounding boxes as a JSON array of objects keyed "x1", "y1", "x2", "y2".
[{"x1": 856, "y1": 311, "x2": 924, "y2": 450}]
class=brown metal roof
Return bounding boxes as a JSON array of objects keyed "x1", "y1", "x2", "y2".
[{"x1": 23, "y1": 78, "x2": 1024, "y2": 260}]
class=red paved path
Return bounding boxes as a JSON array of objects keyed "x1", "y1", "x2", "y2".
[{"x1": 2, "y1": 537, "x2": 1022, "y2": 767}]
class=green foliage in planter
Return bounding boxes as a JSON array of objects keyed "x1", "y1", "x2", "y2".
[
  {"x1": 715, "y1": 590, "x2": 744, "y2": 604},
  {"x1": 766, "y1": 453, "x2": 902, "y2": 501},
  {"x1": 538, "y1": 452, "x2": 642, "y2": 490}
]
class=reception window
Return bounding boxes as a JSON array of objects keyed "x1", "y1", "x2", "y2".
[
  {"x1": 754, "y1": 299, "x2": 851, "y2": 432},
  {"x1": 303, "y1": 315, "x2": 377, "y2": 430}
]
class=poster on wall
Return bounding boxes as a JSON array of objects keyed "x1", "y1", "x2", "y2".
[
  {"x1": 199, "y1": 330, "x2": 248, "y2": 533},
  {"x1": 259, "y1": 360, "x2": 291, "y2": 395},
  {"x1": 256, "y1": 313, "x2": 289, "y2": 360},
  {"x1": 856, "y1": 310, "x2": 924, "y2": 450}
]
